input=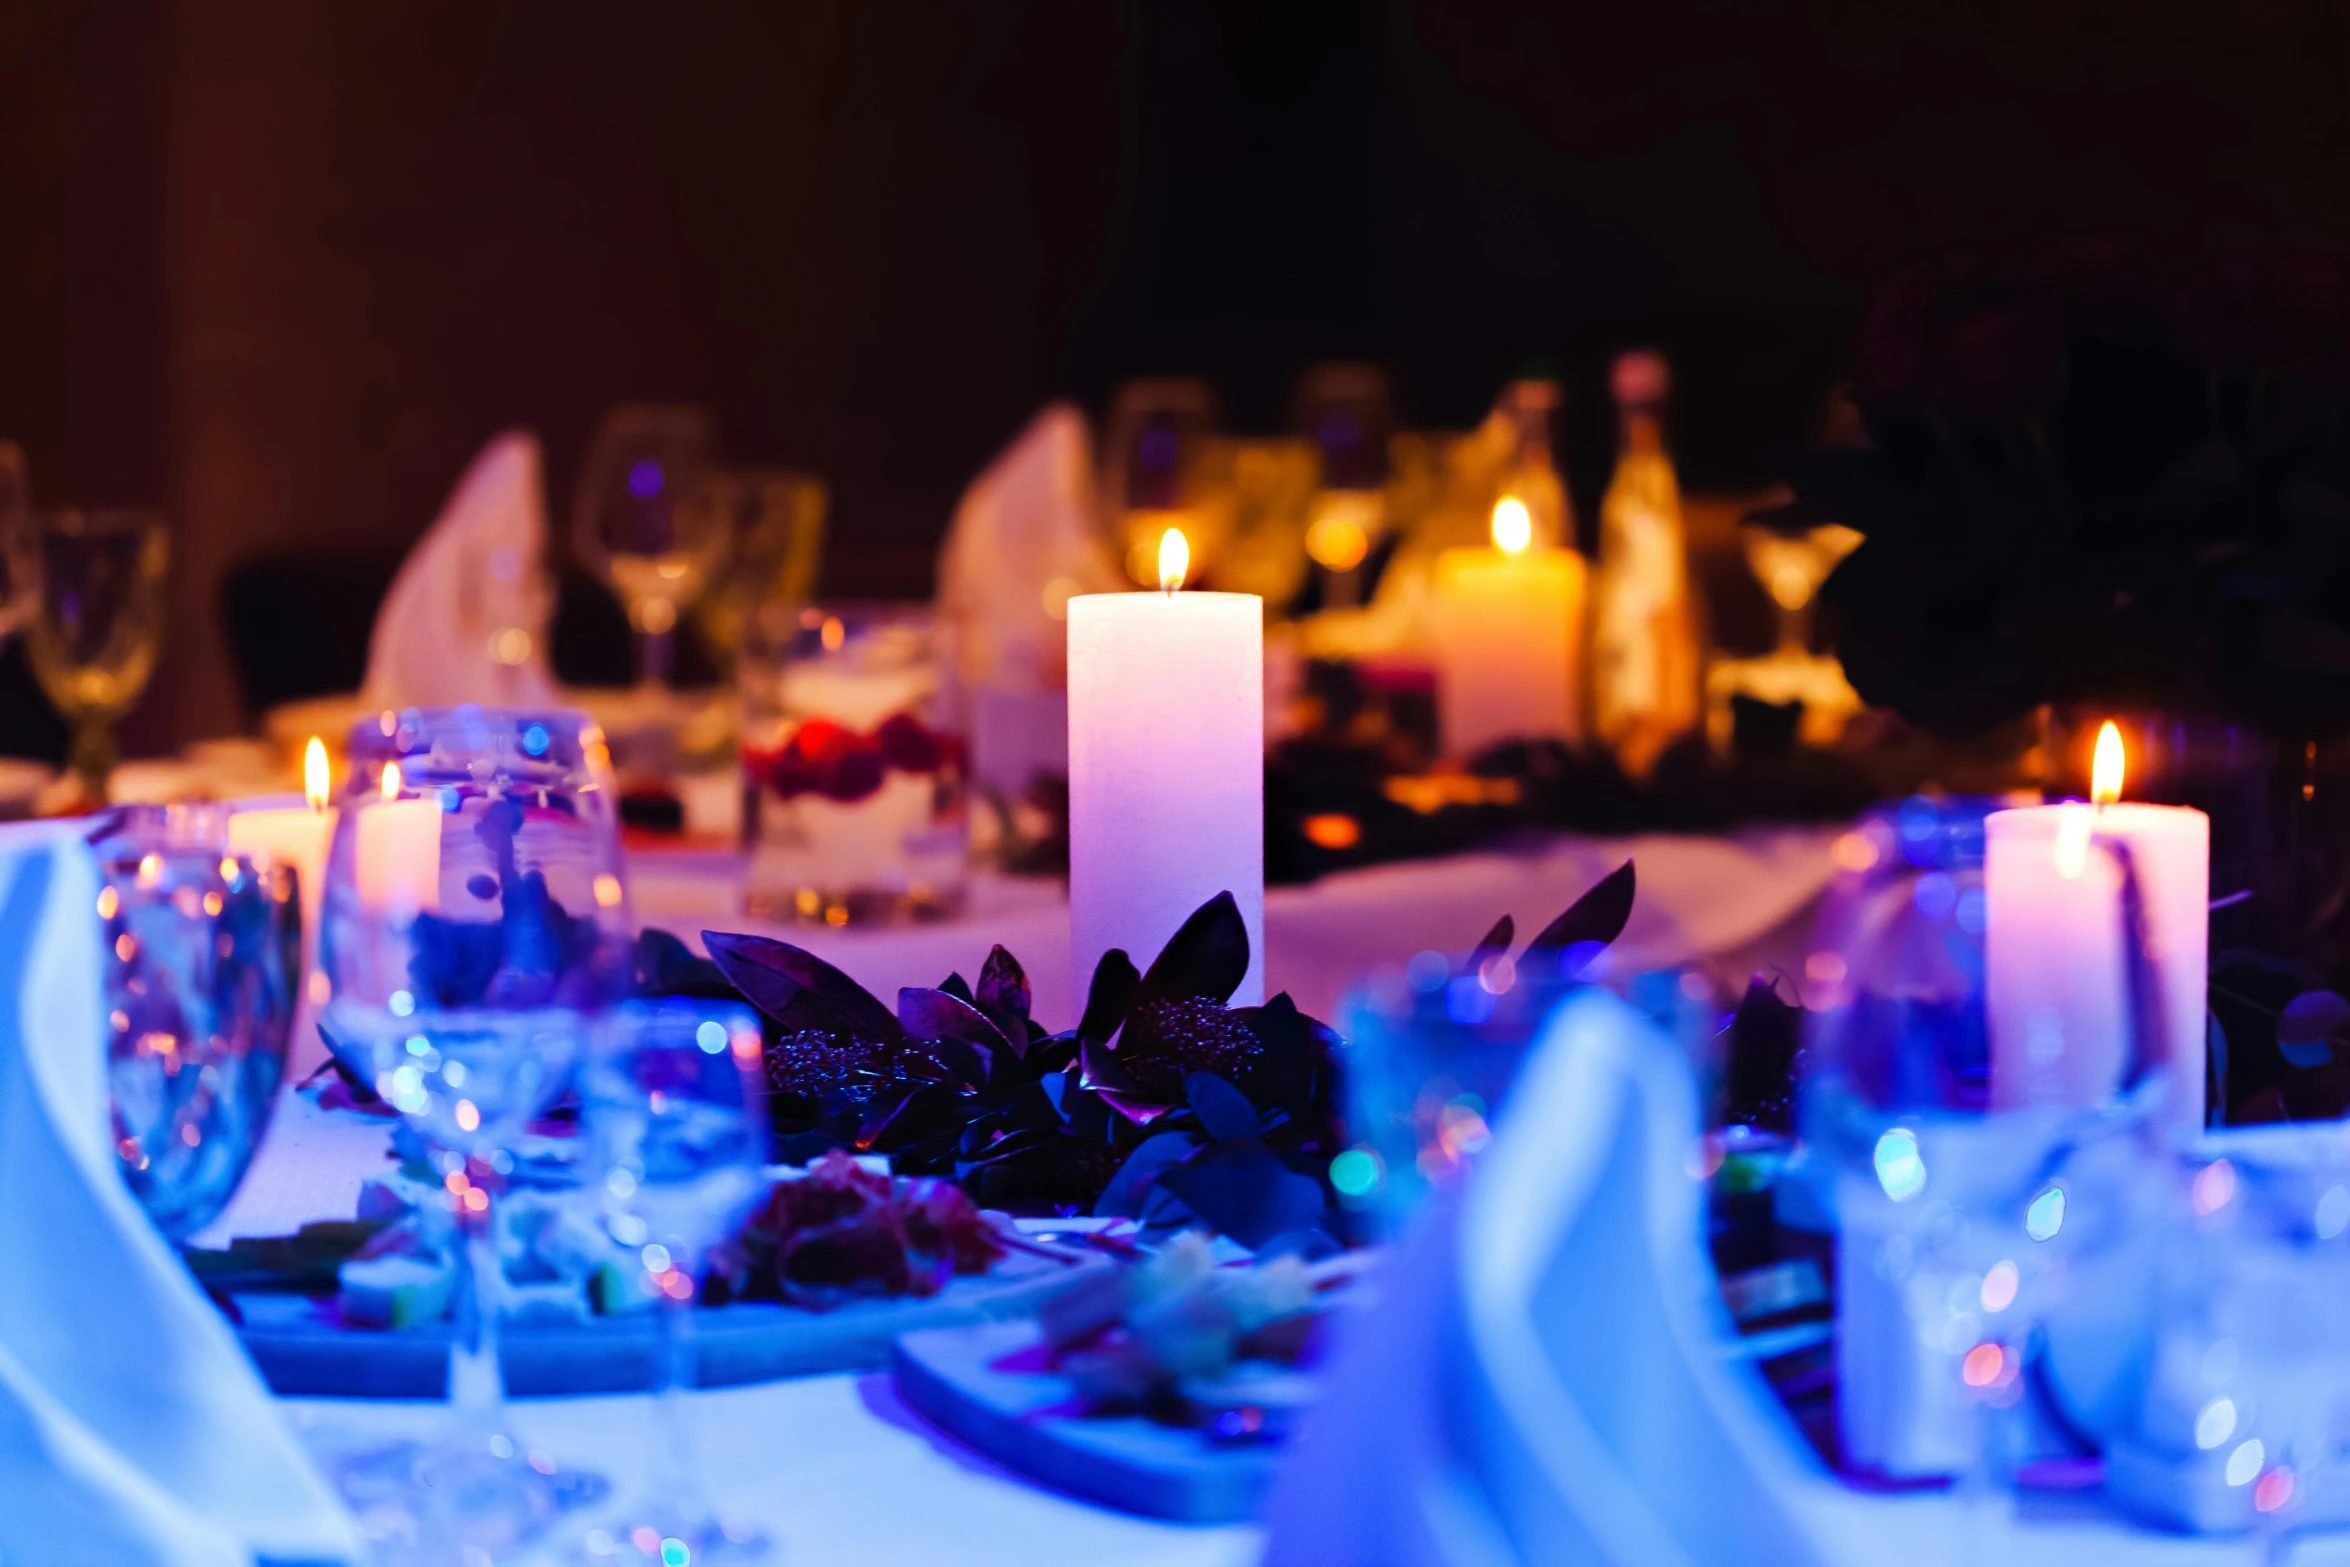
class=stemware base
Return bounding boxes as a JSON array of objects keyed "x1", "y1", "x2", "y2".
[
  {"x1": 577, "y1": 1504, "x2": 771, "y2": 1565},
  {"x1": 329, "y1": 1428, "x2": 609, "y2": 1564}
]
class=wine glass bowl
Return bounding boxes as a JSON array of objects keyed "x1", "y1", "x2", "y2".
[
  {"x1": 571, "y1": 406, "x2": 725, "y2": 691},
  {"x1": 1739, "y1": 520, "x2": 1861, "y2": 655},
  {"x1": 99, "y1": 803, "x2": 300, "y2": 1241},
  {"x1": 29, "y1": 509, "x2": 168, "y2": 804}
]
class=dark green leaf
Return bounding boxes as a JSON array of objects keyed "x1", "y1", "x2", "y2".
[
  {"x1": 1469, "y1": 916, "x2": 1513, "y2": 974},
  {"x1": 703, "y1": 931, "x2": 903, "y2": 1041},
  {"x1": 1528, "y1": 860, "x2": 1636, "y2": 951},
  {"x1": 1157, "y1": 1142, "x2": 1328, "y2": 1249},
  {"x1": 1077, "y1": 949, "x2": 1141, "y2": 1046},
  {"x1": 1185, "y1": 1071, "x2": 1260, "y2": 1142},
  {"x1": 1095, "y1": 1132, "x2": 1201, "y2": 1219},
  {"x1": 1137, "y1": 891, "x2": 1250, "y2": 1005}
]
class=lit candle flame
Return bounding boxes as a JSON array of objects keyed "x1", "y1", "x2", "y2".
[
  {"x1": 380, "y1": 761, "x2": 402, "y2": 802},
  {"x1": 304, "y1": 737, "x2": 329, "y2": 813},
  {"x1": 1491, "y1": 495, "x2": 1533, "y2": 556},
  {"x1": 1158, "y1": 527, "x2": 1189, "y2": 595},
  {"x1": 2092, "y1": 722, "x2": 2124, "y2": 808}
]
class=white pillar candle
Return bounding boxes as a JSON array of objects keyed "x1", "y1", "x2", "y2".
[
  {"x1": 1067, "y1": 528, "x2": 1263, "y2": 1014},
  {"x1": 227, "y1": 739, "x2": 337, "y2": 1075},
  {"x1": 1429, "y1": 497, "x2": 1587, "y2": 758},
  {"x1": 354, "y1": 761, "x2": 444, "y2": 914},
  {"x1": 1985, "y1": 725, "x2": 2208, "y2": 1125}
]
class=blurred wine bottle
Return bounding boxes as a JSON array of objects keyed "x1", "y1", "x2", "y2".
[{"x1": 1590, "y1": 350, "x2": 1701, "y2": 778}]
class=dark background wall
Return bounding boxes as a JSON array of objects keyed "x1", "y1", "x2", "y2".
[{"x1": 2, "y1": 0, "x2": 2348, "y2": 752}]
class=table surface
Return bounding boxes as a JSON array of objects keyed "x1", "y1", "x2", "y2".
[{"x1": 235, "y1": 826, "x2": 2319, "y2": 1567}]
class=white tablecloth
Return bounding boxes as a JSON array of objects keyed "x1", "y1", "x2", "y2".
[
  {"x1": 210, "y1": 829, "x2": 2350, "y2": 1563},
  {"x1": 201, "y1": 832, "x2": 1838, "y2": 1563}
]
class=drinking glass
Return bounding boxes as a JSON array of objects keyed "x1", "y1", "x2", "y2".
[
  {"x1": 318, "y1": 706, "x2": 633, "y2": 1557},
  {"x1": 575, "y1": 1000, "x2": 770, "y2": 1564},
  {"x1": 687, "y1": 468, "x2": 827, "y2": 662},
  {"x1": 0, "y1": 444, "x2": 38, "y2": 643},
  {"x1": 98, "y1": 803, "x2": 299, "y2": 1239},
  {"x1": 1740, "y1": 519, "x2": 1862, "y2": 657},
  {"x1": 571, "y1": 405, "x2": 725, "y2": 693},
  {"x1": 739, "y1": 605, "x2": 967, "y2": 924},
  {"x1": 28, "y1": 509, "x2": 168, "y2": 805}
]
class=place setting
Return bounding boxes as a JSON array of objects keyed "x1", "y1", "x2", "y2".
[{"x1": 11, "y1": 22, "x2": 2350, "y2": 1567}]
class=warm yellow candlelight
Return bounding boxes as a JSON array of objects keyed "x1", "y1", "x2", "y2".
[
  {"x1": 1159, "y1": 526, "x2": 1189, "y2": 595},
  {"x1": 2092, "y1": 721, "x2": 2124, "y2": 807},
  {"x1": 304, "y1": 737, "x2": 329, "y2": 812},
  {"x1": 1491, "y1": 495, "x2": 1534, "y2": 556},
  {"x1": 381, "y1": 761, "x2": 402, "y2": 801}
]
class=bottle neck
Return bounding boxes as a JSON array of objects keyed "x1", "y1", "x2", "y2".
[{"x1": 1617, "y1": 406, "x2": 1665, "y2": 458}]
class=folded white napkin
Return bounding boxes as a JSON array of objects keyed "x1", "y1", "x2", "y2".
[
  {"x1": 0, "y1": 822, "x2": 362, "y2": 1565},
  {"x1": 935, "y1": 403, "x2": 1124, "y2": 793},
  {"x1": 362, "y1": 431, "x2": 561, "y2": 712},
  {"x1": 1264, "y1": 991, "x2": 1830, "y2": 1566}
]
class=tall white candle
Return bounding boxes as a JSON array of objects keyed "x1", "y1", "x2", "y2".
[
  {"x1": 1985, "y1": 725, "x2": 2208, "y2": 1125},
  {"x1": 227, "y1": 738, "x2": 337, "y2": 1074},
  {"x1": 1067, "y1": 529, "x2": 1264, "y2": 1015},
  {"x1": 1429, "y1": 496, "x2": 1587, "y2": 758}
]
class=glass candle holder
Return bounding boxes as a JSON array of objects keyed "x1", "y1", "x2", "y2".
[
  {"x1": 98, "y1": 803, "x2": 300, "y2": 1239},
  {"x1": 739, "y1": 605, "x2": 966, "y2": 925}
]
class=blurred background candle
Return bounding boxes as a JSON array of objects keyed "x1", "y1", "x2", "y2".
[
  {"x1": 1068, "y1": 528, "x2": 1264, "y2": 1013},
  {"x1": 1429, "y1": 495, "x2": 1586, "y2": 759},
  {"x1": 227, "y1": 737, "x2": 336, "y2": 1073},
  {"x1": 1986, "y1": 723, "x2": 2210, "y2": 1123}
]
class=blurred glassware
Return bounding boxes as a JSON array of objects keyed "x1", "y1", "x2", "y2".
[
  {"x1": 1590, "y1": 352, "x2": 1700, "y2": 779},
  {"x1": 1102, "y1": 378, "x2": 1221, "y2": 587},
  {"x1": 1799, "y1": 793, "x2": 2164, "y2": 1489},
  {"x1": 1336, "y1": 942, "x2": 1615, "y2": 1231},
  {"x1": 28, "y1": 509, "x2": 168, "y2": 805},
  {"x1": 1707, "y1": 514, "x2": 1867, "y2": 755},
  {"x1": 1294, "y1": 363, "x2": 1396, "y2": 612},
  {"x1": 0, "y1": 443, "x2": 38, "y2": 643},
  {"x1": 98, "y1": 803, "x2": 299, "y2": 1240},
  {"x1": 319, "y1": 706, "x2": 633, "y2": 1555},
  {"x1": 572, "y1": 405, "x2": 725, "y2": 693},
  {"x1": 1741, "y1": 519, "x2": 1861, "y2": 659},
  {"x1": 739, "y1": 605, "x2": 966, "y2": 925},
  {"x1": 575, "y1": 1000, "x2": 771, "y2": 1564},
  {"x1": 2085, "y1": 1127, "x2": 2350, "y2": 1536},
  {"x1": 687, "y1": 468, "x2": 827, "y2": 662}
]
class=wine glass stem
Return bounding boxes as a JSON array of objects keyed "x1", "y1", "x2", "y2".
[
  {"x1": 1776, "y1": 604, "x2": 1807, "y2": 659},
  {"x1": 638, "y1": 625, "x2": 676, "y2": 692},
  {"x1": 448, "y1": 1198, "x2": 508, "y2": 1429},
  {"x1": 68, "y1": 714, "x2": 115, "y2": 802},
  {"x1": 647, "y1": 1288, "x2": 701, "y2": 1505}
]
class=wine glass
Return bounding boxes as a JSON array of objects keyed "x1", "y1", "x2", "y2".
[
  {"x1": 571, "y1": 406, "x2": 725, "y2": 694},
  {"x1": 98, "y1": 803, "x2": 300, "y2": 1239},
  {"x1": 27, "y1": 509, "x2": 168, "y2": 805},
  {"x1": 574, "y1": 999, "x2": 771, "y2": 1564},
  {"x1": 687, "y1": 468, "x2": 827, "y2": 661},
  {"x1": 0, "y1": 444, "x2": 38, "y2": 643},
  {"x1": 1739, "y1": 519, "x2": 1861, "y2": 657},
  {"x1": 317, "y1": 706, "x2": 633, "y2": 1558}
]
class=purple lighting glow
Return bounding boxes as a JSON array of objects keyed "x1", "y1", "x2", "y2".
[{"x1": 627, "y1": 458, "x2": 664, "y2": 498}]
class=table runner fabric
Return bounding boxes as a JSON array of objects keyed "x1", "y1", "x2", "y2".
[{"x1": 0, "y1": 822, "x2": 363, "y2": 1566}]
